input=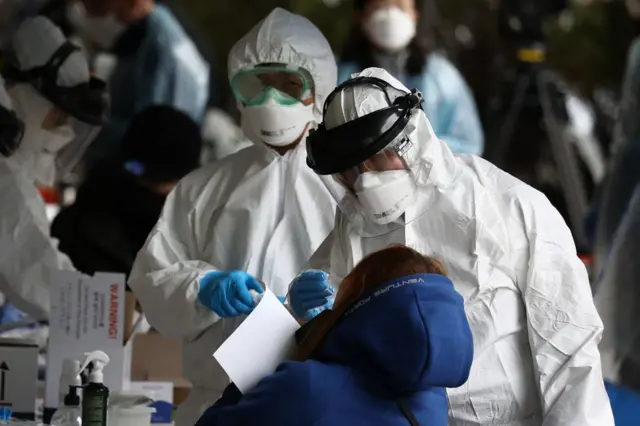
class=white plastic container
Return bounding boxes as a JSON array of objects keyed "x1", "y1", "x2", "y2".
[{"x1": 107, "y1": 406, "x2": 156, "y2": 426}]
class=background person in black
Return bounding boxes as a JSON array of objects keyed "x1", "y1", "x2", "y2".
[{"x1": 51, "y1": 105, "x2": 202, "y2": 282}]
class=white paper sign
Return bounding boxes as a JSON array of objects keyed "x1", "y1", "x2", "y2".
[
  {"x1": 46, "y1": 271, "x2": 128, "y2": 408},
  {"x1": 214, "y1": 290, "x2": 300, "y2": 393}
]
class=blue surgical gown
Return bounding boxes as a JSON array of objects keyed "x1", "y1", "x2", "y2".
[
  {"x1": 339, "y1": 53, "x2": 484, "y2": 156},
  {"x1": 87, "y1": 5, "x2": 210, "y2": 163}
]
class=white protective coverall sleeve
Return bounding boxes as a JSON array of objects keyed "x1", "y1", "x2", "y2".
[
  {"x1": 514, "y1": 185, "x2": 613, "y2": 425},
  {"x1": 128, "y1": 174, "x2": 220, "y2": 342},
  {"x1": 0, "y1": 160, "x2": 74, "y2": 320},
  {"x1": 300, "y1": 211, "x2": 352, "y2": 290},
  {"x1": 305, "y1": 231, "x2": 334, "y2": 272}
]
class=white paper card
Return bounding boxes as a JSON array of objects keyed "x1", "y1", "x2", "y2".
[{"x1": 213, "y1": 290, "x2": 300, "y2": 394}]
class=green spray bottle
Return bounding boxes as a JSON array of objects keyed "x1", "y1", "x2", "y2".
[{"x1": 79, "y1": 351, "x2": 110, "y2": 426}]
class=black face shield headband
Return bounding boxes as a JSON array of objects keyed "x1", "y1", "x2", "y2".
[{"x1": 306, "y1": 76, "x2": 423, "y2": 176}]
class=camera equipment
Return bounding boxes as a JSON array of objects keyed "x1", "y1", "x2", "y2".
[
  {"x1": 497, "y1": 0, "x2": 567, "y2": 46},
  {"x1": 488, "y1": 0, "x2": 596, "y2": 251}
]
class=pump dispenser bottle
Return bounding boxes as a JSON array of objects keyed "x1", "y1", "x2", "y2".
[
  {"x1": 79, "y1": 351, "x2": 110, "y2": 426},
  {"x1": 59, "y1": 359, "x2": 82, "y2": 406},
  {"x1": 50, "y1": 385, "x2": 82, "y2": 426}
]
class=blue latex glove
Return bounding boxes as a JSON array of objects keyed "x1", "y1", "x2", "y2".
[
  {"x1": 290, "y1": 270, "x2": 335, "y2": 321},
  {"x1": 198, "y1": 271, "x2": 264, "y2": 317}
]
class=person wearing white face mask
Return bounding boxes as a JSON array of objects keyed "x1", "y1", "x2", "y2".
[
  {"x1": 127, "y1": 8, "x2": 337, "y2": 426},
  {"x1": 339, "y1": 0, "x2": 484, "y2": 156},
  {"x1": 289, "y1": 68, "x2": 614, "y2": 425},
  {"x1": 64, "y1": 0, "x2": 209, "y2": 167},
  {"x1": 0, "y1": 16, "x2": 109, "y2": 322}
]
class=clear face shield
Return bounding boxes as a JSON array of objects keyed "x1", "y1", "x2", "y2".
[
  {"x1": 54, "y1": 112, "x2": 102, "y2": 178},
  {"x1": 307, "y1": 77, "x2": 426, "y2": 236},
  {"x1": 329, "y1": 135, "x2": 421, "y2": 226}
]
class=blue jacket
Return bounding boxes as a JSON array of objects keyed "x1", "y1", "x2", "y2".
[
  {"x1": 605, "y1": 381, "x2": 640, "y2": 426},
  {"x1": 591, "y1": 37, "x2": 640, "y2": 269},
  {"x1": 87, "y1": 5, "x2": 210, "y2": 163},
  {"x1": 339, "y1": 54, "x2": 484, "y2": 156},
  {"x1": 196, "y1": 273, "x2": 474, "y2": 426}
]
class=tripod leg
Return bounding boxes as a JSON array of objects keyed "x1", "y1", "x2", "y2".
[
  {"x1": 491, "y1": 73, "x2": 531, "y2": 167},
  {"x1": 537, "y1": 70, "x2": 589, "y2": 248}
]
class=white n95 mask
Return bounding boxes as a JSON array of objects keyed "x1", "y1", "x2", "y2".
[
  {"x1": 354, "y1": 170, "x2": 416, "y2": 225},
  {"x1": 362, "y1": 6, "x2": 417, "y2": 53},
  {"x1": 243, "y1": 97, "x2": 315, "y2": 147}
]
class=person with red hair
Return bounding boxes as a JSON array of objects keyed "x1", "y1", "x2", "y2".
[{"x1": 195, "y1": 245, "x2": 473, "y2": 426}]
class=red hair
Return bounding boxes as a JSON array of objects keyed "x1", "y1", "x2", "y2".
[{"x1": 295, "y1": 245, "x2": 446, "y2": 361}]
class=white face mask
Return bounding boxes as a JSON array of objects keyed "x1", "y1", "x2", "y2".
[
  {"x1": 362, "y1": 6, "x2": 417, "y2": 53},
  {"x1": 243, "y1": 97, "x2": 315, "y2": 147},
  {"x1": 67, "y1": 2, "x2": 126, "y2": 49},
  {"x1": 7, "y1": 84, "x2": 76, "y2": 186},
  {"x1": 353, "y1": 170, "x2": 416, "y2": 225}
]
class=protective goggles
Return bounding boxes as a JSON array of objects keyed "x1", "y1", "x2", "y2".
[
  {"x1": 230, "y1": 65, "x2": 314, "y2": 106},
  {"x1": 2, "y1": 41, "x2": 109, "y2": 126},
  {"x1": 306, "y1": 76, "x2": 424, "y2": 177}
]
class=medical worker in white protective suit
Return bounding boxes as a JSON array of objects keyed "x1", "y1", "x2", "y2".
[
  {"x1": 289, "y1": 68, "x2": 614, "y2": 425},
  {"x1": 128, "y1": 8, "x2": 337, "y2": 426},
  {"x1": 0, "y1": 17, "x2": 108, "y2": 321}
]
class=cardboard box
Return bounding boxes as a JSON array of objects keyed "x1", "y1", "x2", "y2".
[
  {"x1": 173, "y1": 381, "x2": 191, "y2": 406},
  {"x1": 131, "y1": 332, "x2": 181, "y2": 381},
  {"x1": 45, "y1": 271, "x2": 135, "y2": 409},
  {"x1": 0, "y1": 339, "x2": 38, "y2": 419},
  {"x1": 130, "y1": 331, "x2": 191, "y2": 406}
]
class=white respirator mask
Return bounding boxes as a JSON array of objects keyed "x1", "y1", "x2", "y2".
[
  {"x1": 353, "y1": 170, "x2": 416, "y2": 225},
  {"x1": 243, "y1": 96, "x2": 315, "y2": 147},
  {"x1": 362, "y1": 6, "x2": 417, "y2": 53}
]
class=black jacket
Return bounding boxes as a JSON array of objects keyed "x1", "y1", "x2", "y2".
[{"x1": 51, "y1": 166, "x2": 166, "y2": 281}]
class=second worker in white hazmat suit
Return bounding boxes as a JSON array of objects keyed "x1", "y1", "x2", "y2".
[
  {"x1": 128, "y1": 8, "x2": 337, "y2": 426},
  {"x1": 290, "y1": 68, "x2": 614, "y2": 425},
  {"x1": 0, "y1": 16, "x2": 108, "y2": 321}
]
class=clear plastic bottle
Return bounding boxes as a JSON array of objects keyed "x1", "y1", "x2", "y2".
[
  {"x1": 50, "y1": 385, "x2": 82, "y2": 426},
  {"x1": 59, "y1": 359, "x2": 82, "y2": 407}
]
